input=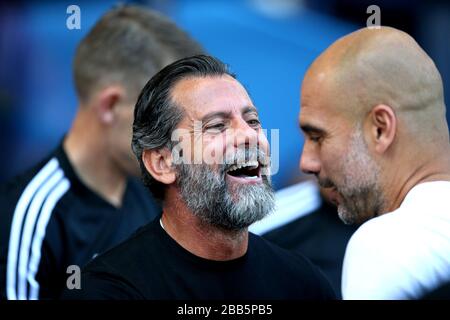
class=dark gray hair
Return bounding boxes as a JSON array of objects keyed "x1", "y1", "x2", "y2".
[
  {"x1": 132, "y1": 55, "x2": 235, "y2": 200},
  {"x1": 73, "y1": 4, "x2": 204, "y2": 103}
]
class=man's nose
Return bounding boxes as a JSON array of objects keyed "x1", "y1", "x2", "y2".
[
  {"x1": 232, "y1": 118, "x2": 258, "y2": 149},
  {"x1": 299, "y1": 143, "x2": 321, "y2": 175}
]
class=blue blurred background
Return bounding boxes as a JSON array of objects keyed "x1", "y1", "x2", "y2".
[{"x1": 1, "y1": 0, "x2": 449, "y2": 190}]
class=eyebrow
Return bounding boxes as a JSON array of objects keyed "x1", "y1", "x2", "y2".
[
  {"x1": 201, "y1": 106, "x2": 259, "y2": 123},
  {"x1": 300, "y1": 124, "x2": 326, "y2": 135},
  {"x1": 242, "y1": 105, "x2": 259, "y2": 116},
  {"x1": 201, "y1": 111, "x2": 231, "y2": 124}
]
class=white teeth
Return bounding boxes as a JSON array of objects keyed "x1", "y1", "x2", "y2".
[
  {"x1": 243, "y1": 176, "x2": 259, "y2": 180},
  {"x1": 227, "y1": 161, "x2": 259, "y2": 172}
]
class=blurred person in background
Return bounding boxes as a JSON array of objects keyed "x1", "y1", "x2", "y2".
[
  {"x1": 299, "y1": 26, "x2": 450, "y2": 299},
  {"x1": 0, "y1": 4, "x2": 203, "y2": 300}
]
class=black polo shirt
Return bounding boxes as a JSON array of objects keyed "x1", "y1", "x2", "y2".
[{"x1": 0, "y1": 143, "x2": 159, "y2": 300}]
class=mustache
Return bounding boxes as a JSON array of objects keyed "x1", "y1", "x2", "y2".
[
  {"x1": 317, "y1": 176, "x2": 336, "y2": 189},
  {"x1": 222, "y1": 147, "x2": 269, "y2": 172}
]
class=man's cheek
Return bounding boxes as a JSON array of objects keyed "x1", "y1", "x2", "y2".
[
  {"x1": 203, "y1": 141, "x2": 226, "y2": 166},
  {"x1": 260, "y1": 130, "x2": 278, "y2": 175},
  {"x1": 258, "y1": 128, "x2": 272, "y2": 150}
]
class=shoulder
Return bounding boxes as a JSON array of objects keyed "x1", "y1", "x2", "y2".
[
  {"x1": 86, "y1": 221, "x2": 157, "y2": 269},
  {"x1": 63, "y1": 262, "x2": 144, "y2": 300},
  {"x1": 249, "y1": 233, "x2": 336, "y2": 299},
  {"x1": 0, "y1": 152, "x2": 71, "y2": 247},
  {"x1": 65, "y1": 222, "x2": 159, "y2": 300},
  {"x1": 0, "y1": 152, "x2": 71, "y2": 299},
  {"x1": 342, "y1": 188, "x2": 450, "y2": 299},
  {"x1": 0, "y1": 156, "x2": 54, "y2": 202},
  {"x1": 250, "y1": 233, "x2": 314, "y2": 266},
  {"x1": 345, "y1": 210, "x2": 404, "y2": 253},
  {"x1": 80, "y1": 221, "x2": 158, "y2": 283},
  {"x1": 0, "y1": 153, "x2": 71, "y2": 213},
  {"x1": 342, "y1": 213, "x2": 423, "y2": 299},
  {"x1": 0, "y1": 153, "x2": 72, "y2": 243},
  {"x1": 343, "y1": 212, "x2": 407, "y2": 271}
]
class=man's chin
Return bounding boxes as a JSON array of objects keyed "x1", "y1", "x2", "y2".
[
  {"x1": 338, "y1": 204, "x2": 369, "y2": 226},
  {"x1": 212, "y1": 221, "x2": 252, "y2": 232},
  {"x1": 202, "y1": 213, "x2": 261, "y2": 232},
  {"x1": 211, "y1": 196, "x2": 273, "y2": 231},
  {"x1": 337, "y1": 206, "x2": 354, "y2": 225},
  {"x1": 320, "y1": 186, "x2": 342, "y2": 207}
]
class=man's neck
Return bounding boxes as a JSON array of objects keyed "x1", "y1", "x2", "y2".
[
  {"x1": 383, "y1": 149, "x2": 450, "y2": 214},
  {"x1": 63, "y1": 110, "x2": 127, "y2": 208},
  {"x1": 161, "y1": 188, "x2": 248, "y2": 261}
]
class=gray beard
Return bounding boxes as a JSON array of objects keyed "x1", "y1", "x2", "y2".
[
  {"x1": 330, "y1": 126, "x2": 384, "y2": 225},
  {"x1": 175, "y1": 156, "x2": 275, "y2": 231}
]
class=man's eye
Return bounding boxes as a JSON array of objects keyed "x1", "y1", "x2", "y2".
[
  {"x1": 309, "y1": 135, "x2": 322, "y2": 143},
  {"x1": 205, "y1": 123, "x2": 225, "y2": 132},
  {"x1": 247, "y1": 119, "x2": 261, "y2": 127}
]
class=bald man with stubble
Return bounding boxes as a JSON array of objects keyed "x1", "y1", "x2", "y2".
[{"x1": 298, "y1": 26, "x2": 450, "y2": 299}]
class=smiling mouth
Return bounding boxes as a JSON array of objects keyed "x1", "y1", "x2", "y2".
[{"x1": 225, "y1": 161, "x2": 262, "y2": 182}]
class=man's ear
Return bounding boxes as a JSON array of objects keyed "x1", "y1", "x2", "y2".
[
  {"x1": 93, "y1": 86, "x2": 125, "y2": 125},
  {"x1": 142, "y1": 148, "x2": 176, "y2": 185},
  {"x1": 368, "y1": 104, "x2": 397, "y2": 154}
]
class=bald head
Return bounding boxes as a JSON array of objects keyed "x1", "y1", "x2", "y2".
[{"x1": 302, "y1": 26, "x2": 447, "y2": 143}]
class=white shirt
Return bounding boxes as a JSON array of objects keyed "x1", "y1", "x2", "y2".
[{"x1": 342, "y1": 181, "x2": 450, "y2": 299}]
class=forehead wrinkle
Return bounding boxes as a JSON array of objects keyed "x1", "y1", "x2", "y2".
[{"x1": 171, "y1": 76, "x2": 253, "y2": 121}]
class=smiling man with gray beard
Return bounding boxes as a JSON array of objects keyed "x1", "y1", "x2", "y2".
[{"x1": 63, "y1": 55, "x2": 335, "y2": 300}]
